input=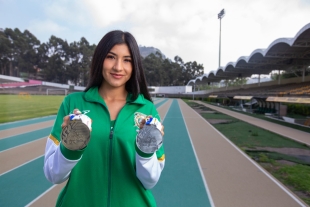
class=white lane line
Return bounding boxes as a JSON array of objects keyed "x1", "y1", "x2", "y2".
[
  {"x1": 0, "y1": 137, "x2": 46, "y2": 153},
  {"x1": 0, "y1": 155, "x2": 44, "y2": 176},
  {"x1": 178, "y1": 100, "x2": 215, "y2": 207},
  {"x1": 24, "y1": 185, "x2": 57, "y2": 207},
  {"x1": 0, "y1": 115, "x2": 56, "y2": 127},
  {"x1": 157, "y1": 99, "x2": 172, "y2": 123}
]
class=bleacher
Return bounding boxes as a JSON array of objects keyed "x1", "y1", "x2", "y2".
[
  {"x1": 0, "y1": 75, "x2": 83, "y2": 95},
  {"x1": 0, "y1": 82, "x2": 41, "y2": 88},
  {"x1": 0, "y1": 85, "x2": 71, "y2": 95},
  {"x1": 212, "y1": 81, "x2": 310, "y2": 98}
]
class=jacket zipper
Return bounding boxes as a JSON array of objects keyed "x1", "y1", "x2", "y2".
[
  {"x1": 106, "y1": 104, "x2": 127, "y2": 207},
  {"x1": 107, "y1": 126, "x2": 113, "y2": 207}
]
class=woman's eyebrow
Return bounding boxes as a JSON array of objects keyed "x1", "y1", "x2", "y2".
[{"x1": 108, "y1": 51, "x2": 131, "y2": 58}]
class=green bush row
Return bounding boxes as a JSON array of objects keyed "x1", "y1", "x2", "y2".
[{"x1": 286, "y1": 103, "x2": 310, "y2": 116}]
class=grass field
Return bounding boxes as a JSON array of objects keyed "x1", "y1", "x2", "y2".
[
  {"x1": 199, "y1": 112, "x2": 310, "y2": 149},
  {"x1": 0, "y1": 94, "x2": 64, "y2": 123}
]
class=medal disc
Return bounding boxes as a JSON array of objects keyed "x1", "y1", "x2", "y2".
[
  {"x1": 61, "y1": 119, "x2": 91, "y2": 150},
  {"x1": 136, "y1": 125, "x2": 163, "y2": 154}
]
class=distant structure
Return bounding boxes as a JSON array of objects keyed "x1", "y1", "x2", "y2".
[
  {"x1": 148, "y1": 86, "x2": 192, "y2": 95},
  {"x1": 187, "y1": 22, "x2": 310, "y2": 87},
  {"x1": 139, "y1": 46, "x2": 166, "y2": 59}
]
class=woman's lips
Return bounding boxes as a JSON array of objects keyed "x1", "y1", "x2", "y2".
[{"x1": 111, "y1": 73, "x2": 123, "y2": 79}]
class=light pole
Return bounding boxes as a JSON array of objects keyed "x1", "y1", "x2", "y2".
[{"x1": 218, "y1": 9, "x2": 225, "y2": 68}]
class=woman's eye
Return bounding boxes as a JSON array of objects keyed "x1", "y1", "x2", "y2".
[
  {"x1": 124, "y1": 59, "x2": 132, "y2": 62},
  {"x1": 106, "y1": 55, "x2": 115, "y2": 59}
]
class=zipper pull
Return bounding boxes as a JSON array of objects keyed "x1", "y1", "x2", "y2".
[{"x1": 110, "y1": 128, "x2": 113, "y2": 139}]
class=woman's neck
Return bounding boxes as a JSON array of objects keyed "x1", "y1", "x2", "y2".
[{"x1": 98, "y1": 85, "x2": 127, "y2": 102}]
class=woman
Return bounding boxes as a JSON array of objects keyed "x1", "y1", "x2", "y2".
[{"x1": 43, "y1": 31, "x2": 165, "y2": 207}]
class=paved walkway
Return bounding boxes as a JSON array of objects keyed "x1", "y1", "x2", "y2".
[{"x1": 0, "y1": 98, "x2": 309, "y2": 207}]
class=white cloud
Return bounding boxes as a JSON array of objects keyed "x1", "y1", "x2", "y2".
[
  {"x1": 29, "y1": 19, "x2": 67, "y2": 36},
  {"x1": 82, "y1": 0, "x2": 137, "y2": 27},
  {"x1": 44, "y1": 0, "x2": 91, "y2": 27}
]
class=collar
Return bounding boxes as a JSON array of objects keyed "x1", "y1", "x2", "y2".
[{"x1": 84, "y1": 87, "x2": 146, "y2": 105}]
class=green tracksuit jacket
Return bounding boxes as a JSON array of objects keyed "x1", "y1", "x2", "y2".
[{"x1": 43, "y1": 87, "x2": 165, "y2": 207}]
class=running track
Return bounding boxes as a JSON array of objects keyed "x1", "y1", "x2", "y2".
[{"x1": 0, "y1": 99, "x2": 308, "y2": 206}]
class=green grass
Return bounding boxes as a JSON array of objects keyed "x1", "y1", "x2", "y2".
[
  {"x1": 0, "y1": 95, "x2": 64, "y2": 123},
  {"x1": 273, "y1": 164, "x2": 310, "y2": 195},
  {"x1": 286, "y1": 113, "x2": 309, "y2": 119},
  {"x1": 200, "y1": 110, "x2": 309, "y2": 149}
]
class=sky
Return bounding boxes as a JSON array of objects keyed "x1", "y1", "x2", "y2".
[{"x1": 1, "y1": 0, "x2": 310, "y2": 75}]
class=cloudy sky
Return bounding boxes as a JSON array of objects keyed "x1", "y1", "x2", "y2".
[{"x1": 1, "y1": 0, "x2": 310, "y2": 74}]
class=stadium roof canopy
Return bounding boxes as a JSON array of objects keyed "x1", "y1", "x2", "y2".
[{"x1": 187, "y1": 23, "x2": 310, "y2": 86}]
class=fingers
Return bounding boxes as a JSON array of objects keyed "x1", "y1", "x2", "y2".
[
  {"x1": 160, "y1": 125, "x2": 165, "y2": 136},
  {"x1": 73, "y1": 109, "x2": 82, "y2": 115},
  {"x1": 139, "y1": 116, "x2": 165, "y2": 137},
  {"x1": 61, "y1": 115, "x2": 70, "y2": 129},
  {"x1": 139, "y1": 115, "x2": 153, "y2": 129},
  {"x1": 61, "y1": 109, "x2": 81, "y2": 129},
  {"x1": 139, "y1": 119, "x2": 146, "y2": 129}
]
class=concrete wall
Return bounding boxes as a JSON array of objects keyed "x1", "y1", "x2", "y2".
[{"x1": 148, "y1": 86, "x2": 192, "y2": 94}]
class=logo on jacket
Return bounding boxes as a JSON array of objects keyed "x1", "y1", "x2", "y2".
[
  {"x1": 134, "y1": 112, "x2": 147, "y2": 129},
  {"x1": 70, "y1": 110, "x2": 90, "y2": 115}
]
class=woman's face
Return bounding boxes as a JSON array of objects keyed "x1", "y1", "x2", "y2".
[{"x1": 102, "y1": 43, "x2": 133, "y2": 89}]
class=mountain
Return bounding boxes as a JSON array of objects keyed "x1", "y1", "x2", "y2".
[{"x1": 139, "y1": 46, "x2": 166, "y2": 59}]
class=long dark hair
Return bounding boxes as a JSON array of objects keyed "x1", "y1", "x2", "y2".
[{"x1": 85, "y1": 30, "x2": 151, "y2": 102}]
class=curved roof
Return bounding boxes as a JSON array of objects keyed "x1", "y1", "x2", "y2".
[{"x1": 187, "y1": 23, "x2": 310, "y2": 86}]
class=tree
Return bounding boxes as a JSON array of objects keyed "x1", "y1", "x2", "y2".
[
  {"x1": 44, "y1": 35, "x2": 69, "y2": 83},
  {"x1": 271, "y1": 68, "x2": 310, "y2": 81},
  {"x1": 142, "y1": 53, "x2": 163, "y2": 86},
  {"x1": 78, "y1": 37, "x2": 95, "y2": 86},
  {"x1": 0, "y1": 30, "x2": 11, "y2": 75},
  {"x1": 18, "y1": 30, "x2": 41, "y2": 79},
  {"x1": 1, "y1": 28, "x2": 23, "y2": 76},
  {"x1": 183, "y1": 61, "x2": 204, "y2": 84},
  {"x1": 227, "y1": 77, "x2": 248, "y2": 86}
]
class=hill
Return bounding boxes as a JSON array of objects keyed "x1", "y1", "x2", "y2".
[{"x1": 139, "y1": 46, "x2": 166, "y2": 59}]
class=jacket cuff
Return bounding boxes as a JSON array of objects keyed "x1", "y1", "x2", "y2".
[
  {"x1": 135, "y1": 144, "x2": 154, "y2": 158},
  {"x1": 60, "y1": 142, "x2": 85, "y2": 160}
]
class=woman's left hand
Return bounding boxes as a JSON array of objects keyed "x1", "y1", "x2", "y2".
[{"x1": 139, "y1": 116, "x2": 164, "y2": 136}]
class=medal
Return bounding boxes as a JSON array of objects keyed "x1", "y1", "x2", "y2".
[
  {"x1": 136, "y1": 117, "x2": 163, "y2": 154},
  {"x1": 61, "y1": 113, "x2": 92, "y2": 150}
]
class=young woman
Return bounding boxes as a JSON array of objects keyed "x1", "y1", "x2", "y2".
[{"x1": 43, "y1": 31, "x2": 165, "y2": 207}]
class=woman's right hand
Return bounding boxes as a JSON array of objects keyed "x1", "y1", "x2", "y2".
[{"x1": 61, "y1": 109, "x2": 82, "y2": 129}]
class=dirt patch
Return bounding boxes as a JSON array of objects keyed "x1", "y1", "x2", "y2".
[
  {"x1": 276, "y1": 160, "x2": 296, "y2": 166},
  {"x1": 253, "y1": 147, "x2": 310, "y2": 156},
  {"x1": 207, "y1": 119, "x2": 232, "y2": 124},
  {"x1": 200, "y1": 111, "x2": 216, "y2": 113},
  {"x1": 194, "y1": 109, "x2": 216, "y2": 114}
]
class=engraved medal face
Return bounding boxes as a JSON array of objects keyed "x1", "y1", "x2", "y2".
[
  {"x1": 61, "y1": 119, "x2": 91, "y2": 150},
  {"x1": 136, "y1": 125, "x2": 163, "y2": 154}
]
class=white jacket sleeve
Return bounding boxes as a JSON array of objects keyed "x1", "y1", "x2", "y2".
[
  {"x1": 43, "y1": 136, "x2": 81, "y2": 184},
  {"x1": 136, "y1": 153, "x2": 165, "y2": 189}
]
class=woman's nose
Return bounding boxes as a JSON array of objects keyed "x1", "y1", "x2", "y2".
[{"x1": 113, "y1": 59, "x2": 123, "y2": 71}]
